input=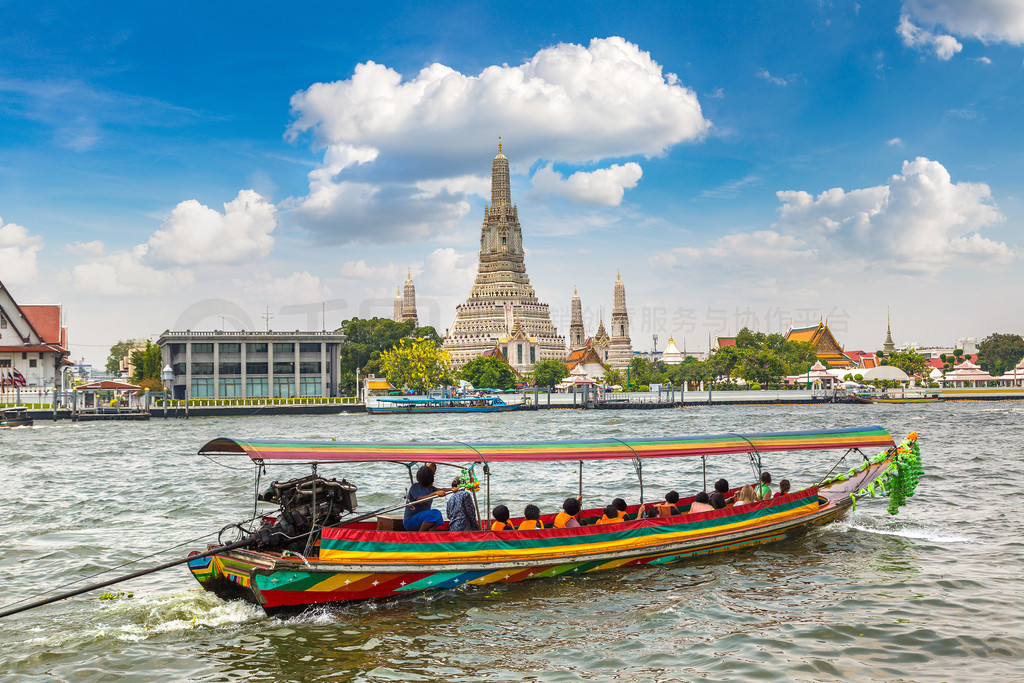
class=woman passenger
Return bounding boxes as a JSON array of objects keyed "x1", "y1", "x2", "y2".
[
  {"x1": 755, "y1": 472, "x2": 773, "y2": 501},
  {"x1": 774, "y1": 479, "x2": 791, "y2": 498},
  {"x1": 733, "y1": 484, "x2": 756, "y2": 507},
  {"x1": 445, "y1": 477, "x2": 480, "y2": 532}
]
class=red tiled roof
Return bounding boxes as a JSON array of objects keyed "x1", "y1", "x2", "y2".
[
  {"x1": 21, "y1": 305, "x2": 61, "y2": 343},
  {"x1": 717, "y1": 337, "x2": 736, "y2": 347}
]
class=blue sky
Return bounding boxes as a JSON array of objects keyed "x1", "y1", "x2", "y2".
[{"x1": 1, "y1": 0, "x2": 1022, "y2": 365}]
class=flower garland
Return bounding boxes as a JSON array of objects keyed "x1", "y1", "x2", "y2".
[{"x1": 818, "y1": 433, "x2": 922, "y2": 516}]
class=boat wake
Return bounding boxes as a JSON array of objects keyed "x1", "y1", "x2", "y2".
[
  {"x1": 96, "y1": 590, "x2": 265, "y2": 640},
  {"x1": 840, "y1": 519, "x2": 975, "y2": 545}
]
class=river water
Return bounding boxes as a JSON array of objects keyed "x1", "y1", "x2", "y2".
[{"x1": 1, "y1": 404, "x2": 1022, "y2": 681}]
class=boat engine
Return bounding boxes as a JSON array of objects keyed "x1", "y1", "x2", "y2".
[{"x1": 250, "y1": 475, "x2": 357, "y2": 553}]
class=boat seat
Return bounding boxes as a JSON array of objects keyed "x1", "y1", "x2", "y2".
[{"x1": 376, "y1": 515, "x2": 405, "y2": 531}]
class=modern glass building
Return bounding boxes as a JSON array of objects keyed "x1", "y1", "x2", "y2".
[{"x1": 157, "y1": 330, "x2": 346, "y2": 400}]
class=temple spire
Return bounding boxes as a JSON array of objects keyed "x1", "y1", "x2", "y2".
[
  {"x1": 491, "y1": 138, "x2": 511, "y2": 209},
  {"x1": 883, "y1": 307, "x2": 896, "y2": 355}
]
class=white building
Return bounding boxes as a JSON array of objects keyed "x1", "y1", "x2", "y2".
[{"x1": 0, "y1": 280, "x2": 70, "y2": 390}]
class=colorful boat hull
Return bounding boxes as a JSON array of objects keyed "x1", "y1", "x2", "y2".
[
  {"x1": 188, "y1": 488, "x2": 849, "y2": 614},
  {"x1": 858, "y1": 395, "x2": 941, "y2": 404}
]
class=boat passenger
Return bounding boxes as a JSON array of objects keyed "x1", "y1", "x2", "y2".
[
  {"x1": 612, "y1": 497, "x2": 629, "y2": 520},
  {"x1": 553, "y1": 496, "x2": 582, "y2": 529},
  {"x1": 733, "y1": 484, "x2": 756, "y2": 507},
  {"x1": 404, "y1": 465, "x2": 454, "y2": 532},
  {"x1": 596, "y1": 504, "x2": 624, "y2": 525},
  {"x1": 517, "y1": 504, "x2": 544, "y2": 530},
  {"x1": 688, "y1": 491, "x2": 714, "y2": 514},
  {"x1": 755, "y1": 472, "x2": 773, "y2": 501},
  {"x1": 600, "y1": 498, "x2": 628, "y2": 523},
  {"x1": 774, "y1": 479, "x2": 791, "y2": 498},
  {"x1": 491, "y1": 505, "x2": 515, "y2": 531},
  {"x1": 445, "y1": 477, "x2": 480, "y2": 532},
  {"x1": 709, "y1": 492, "x2": 727, "y2": 510},
  {"x1": 655, "y1": 491, "x2": 681, "y2": 517},
  {"x1": 714, "y1": 478, "x2": 735, "y2": 504}
]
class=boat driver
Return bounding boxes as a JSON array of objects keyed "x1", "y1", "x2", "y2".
[{"x1": 404, "y1": 465, "x2": 456, "y2": 531}]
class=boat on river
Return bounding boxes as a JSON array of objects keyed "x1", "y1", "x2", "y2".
[
  {"x1": 853, "y1": 392, "x2": 941, "y2": 405},
  {"x1": 0, "y1": 406, "x2": 33, "y2": 427},
  {"x1": 188, "y1": 426, "x2": 922, "y2": 615},
  {"x1": 366, "y1": 395, "x2": 520, "y2": 414}
]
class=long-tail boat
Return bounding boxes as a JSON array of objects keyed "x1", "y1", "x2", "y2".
[
  {"x1": 0, "y1": 406, "x2": 33, "y2": 427},
  {"x1": 188, "y1": 426, "x2": 922, "y2": 615},
  {"x1": 366, "y1": 395, "x2": 519, "y2": 414}
]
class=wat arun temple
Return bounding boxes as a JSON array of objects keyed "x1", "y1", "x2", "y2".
[{"x1": 441, "y1": 141, "x2": 632, "y2": 373}]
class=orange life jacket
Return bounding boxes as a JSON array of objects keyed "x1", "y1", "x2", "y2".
[
  {"x1": 491, "y1": 520, "x2": 514, "y2": 531},
  {"x1": 553, "y1": 511, "x2": 576, "y2": 529},
  {"x1": 517, "y1": 519, "x2": 542, "y2": 530},
  {"x1": 596, "y1": 516, "x2": 624, "y2": 525}
]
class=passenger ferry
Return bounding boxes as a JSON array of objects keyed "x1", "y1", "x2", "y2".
[{"x1": 366, "y1": 395, "x2": 520, "y2": 414}]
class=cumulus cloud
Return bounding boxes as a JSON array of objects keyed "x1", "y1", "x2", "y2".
[
  {"x1": 902, "y1": 0, "x2": 1024, "y2": 46},
  {"x1": 0, "y1": 218, "x2": 44, "y2": 285},
  {"x1": 287, "y1": 37, "x2": 709, "y2": 243},
  {"x1": 655, "y1": 158, "x2": 1013, "y2": 275},
  {"x1": 71, "y1": 244, "x2": 193, "y2": 295},
  {"x1": 776, "y1": 157, "x2": 1010, "y2": 270},
  {"x1": 339, "y1": 260, "x2": 410, "y2": 281},
  {"x1": 898, "y1": 14, "x2": 963, "y2": 59},
  {"x1": 147, "y1": 190, "x2": 276, "y2": 266},
  {"x1": 530, "y1": 162, "x2": 643, "y2": 206}
]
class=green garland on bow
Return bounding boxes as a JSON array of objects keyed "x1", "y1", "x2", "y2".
[{"x1": 819, "y1": 435, "x2": 923, "y2": 516}]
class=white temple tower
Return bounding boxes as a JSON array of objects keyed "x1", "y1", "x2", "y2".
[
  {"x1": 443, "y1": 140, "x2": 565, "y2": 369},
  {"x1": 607, "y1": 272, "x2": 633, "y2": 370},
  {"x1": 402, "y1": 269, "x2": 418, "y2": 325},
  {"x1": 569, "y1": 288, "x2": 585, "y2": 350},
  {"x1": 392, "y1": 287, "x2": 403, "y2": 323}
]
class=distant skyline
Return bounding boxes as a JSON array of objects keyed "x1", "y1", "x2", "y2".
[{"x1": 2, "y1": 1, "x2": 1022, "y2": 366}]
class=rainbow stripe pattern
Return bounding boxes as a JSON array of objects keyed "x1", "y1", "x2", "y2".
[{"x1": 198, "y1": 425, "x2": 894, "y2": 464}]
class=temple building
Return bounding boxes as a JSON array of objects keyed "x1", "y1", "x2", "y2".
[
  {"x1": 443, "y1": 141, "x2": 565, "y2": 369},
  {"x1": 785, "y1": 320, "x2": 856, "y2": 368},
  {"x1": 607, "y1": 273, "x2": 633, "y2": 370},
  {"x1": 0, "y1": 280, "x2": 70, "y2": 389},
  {"x1": 661, "y1": 336, "x2": 684, "y2": 365},
  {"x1": 565, "y1": 275, "x2": 633, "y2": 371},
  {"x1": 568, "y1": 288, "x2": 585, "y2": 350},
  {"x1": 392, "y1": 270, "x2": 418, "y2": 325},
  {"x1": 882, "y1": 309, "x2": 896, "y2": 356}
]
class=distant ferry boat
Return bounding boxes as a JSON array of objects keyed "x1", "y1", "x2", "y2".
[
  {"x1": 0, "y1": 406, "x2": 34, "y2": 427},
  {"x1": 853, "y1": 392, "x2": 941, "y2": 405},
  {"x1": 366, "y1": 396, "x2": 520, "y2": 414}
]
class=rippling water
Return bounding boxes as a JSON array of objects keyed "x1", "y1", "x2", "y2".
[{"x1": 2, "y1": 404, "x2": 1022, "y2": 681}]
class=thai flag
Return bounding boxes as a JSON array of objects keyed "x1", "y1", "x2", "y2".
[{"x1": 12, "y1": 368, "x2": 27, "y2": 387}]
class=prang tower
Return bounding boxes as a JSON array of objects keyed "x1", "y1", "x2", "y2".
[
  {"x1": 606, "y1": 273, "x2": 633, "y2": 370},
  {"x1": 443, "y1": 140, "x2": 565, "y2": 369},
  {"x1": 392, "y1": 269, "x2": 419, "y2": 325}
]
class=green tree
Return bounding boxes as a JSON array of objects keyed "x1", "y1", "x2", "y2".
[
  {"x1": 532, "y1": 359, "x2": 569, "y2": 387},
  {"x1": 977, "y1": 333, "x2": 1024, "y2": 377},
  {"x1": 337, "y1": 317, "x2": 441, "y2": 394},
  {"x1": 459, "y1": 356, "x2": 516, "y2": 391},
  {"x1": 379, "y1": 338, "x2": 454, "y2": 394},
  {"x1": 885, "y1": 349, "x2": 928, "y2": 378},
  {"x1": 738, "y1": 349, "x2": 787, "y2": 386},
  {"x1": 708, "y1": 345, "x2": 742, "y2": 379},
  {"x1": 601, "y1": 367, "x2": 624, "y2": 387},
  {"x1": 129, "y1": 341, "x2": 162, "y2": 383},
  {"x1": 627, "y1": 357, "x2": 657, "y2": 388},
  {"x1": 106, "y1": 339, "x2": 145, "y2": 375}
]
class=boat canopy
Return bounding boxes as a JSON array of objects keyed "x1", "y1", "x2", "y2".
[{"x1": 198, "y1": 425, "x2": 894, "y2": 464}]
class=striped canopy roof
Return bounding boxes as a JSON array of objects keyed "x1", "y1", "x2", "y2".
[{"x1": 197, "y1": 425, "x2": 894, "y2": 464}]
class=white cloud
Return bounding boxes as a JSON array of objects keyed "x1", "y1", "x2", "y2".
[
  {"x1": 654, "y1": 231, "x2": 817, "y2": 267},
  {"x1": 887, "y1": 137, "x2": 904, "y2": 146},
  {"x1": 0, "y1": 219, "x2": 44, "y2": 285},
  {"x1": 239, "y1": 271, "x2": 331, "y2": 305},
  {"x1": 775, "y1": 157, "x2": 1011, "y2": 270},
  {"x1": 71, "y1": 244, "x2": 193, "y2": 295},
  {"x1": 287, "y1": 37, "x2": 709, "y2": 243},
  {"x1": 147, "y1": 190, "x2": 276, "y2": 266},
  {"x1": 655, "y1": 158, "x2": 1012, "y2": 275},
  {"x1": 898, "y1": 14, "x2": 963, "y2": 59},
  {"x1": 975, "y1": 56, "x2": 993, "y2": 64},
  {"x1": 339, "y1": 260, "x2": 410, "y2": 281},
  {"x1": 530, "y1": 162, "x2": 643, "y2": 206},
  {"x1": 64, "y1": 240, "x2": 105, "y2": 256},
  {"x1": 756, "y1": 69, "x2": 793, "y2": 86},
  {"x1": 902, "y1": 0, "x2": 1024, "y2": 46}
]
